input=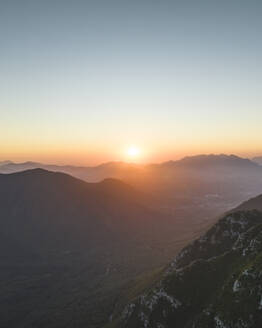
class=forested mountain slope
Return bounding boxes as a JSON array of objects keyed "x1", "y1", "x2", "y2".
[{"x1": 112, "y1": 208, "x2": 262, "y2": 328}]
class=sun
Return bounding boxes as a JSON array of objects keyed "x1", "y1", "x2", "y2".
[{"x1": 127, "y1": 146, "x2": 141, "y2": 159}]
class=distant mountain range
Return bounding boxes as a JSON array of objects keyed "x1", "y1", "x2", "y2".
[
  {"x1": 111, "y1": 195, "x2": 262, "y2": 328},
  {"x1": 161, "y1": 154, "x2": 259, "y2": 169},
  {"x1": 0, "y1": 160, "x2": 13, "y2": 166},
  {"x1": 1, "y1": 155, "x2": 262, "y2": 215},
  {"x1": 0, "y1": 160, "x2": 141, "y2": 181},
  {"x1": 0, "y1": 154, "x2": 259, "y2": 177}
]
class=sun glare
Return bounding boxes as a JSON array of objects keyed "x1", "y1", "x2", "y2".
[{"x1": 127, "y1": 146, "x2": 140, "y2": 159}]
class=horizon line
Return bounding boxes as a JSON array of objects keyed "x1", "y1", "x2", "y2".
[{"x1": 1, "y1": 152, "x2": 260, "y2": 168}]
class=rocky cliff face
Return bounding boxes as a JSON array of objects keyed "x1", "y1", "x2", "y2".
[{"x1": 116, "y1": 210, "x2": 262, "y2": 328}]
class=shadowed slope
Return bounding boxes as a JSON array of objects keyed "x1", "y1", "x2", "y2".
[
  {"x1": 0, "y1": 169, "x2": 168, "y2": 328},
  {"x1": 111, "y1": 195, "x2": 262, "y2": 328}
]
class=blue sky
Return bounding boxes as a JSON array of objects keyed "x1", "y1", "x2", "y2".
[{"x1": 1, "y1": 0, "x2": 261, "y2": 164}]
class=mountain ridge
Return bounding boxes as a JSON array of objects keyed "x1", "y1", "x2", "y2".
[
  {"x1": 160, "y1": 154, "x2": 259, "y2": 169},
  {"x1": 109, "y1": 195, "x2": 262, "y2": 328},
  {"x1": 0, "y1": 154, "x2": 259, "y2": 175}
]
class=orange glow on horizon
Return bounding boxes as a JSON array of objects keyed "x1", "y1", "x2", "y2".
[{"x1": 1, "y1": 139, "x2": 262, "y2": 166}]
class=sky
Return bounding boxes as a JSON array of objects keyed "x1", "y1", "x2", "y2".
[{"x1": 1, "y1": 0, "x2": 262, "y2": 165}]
